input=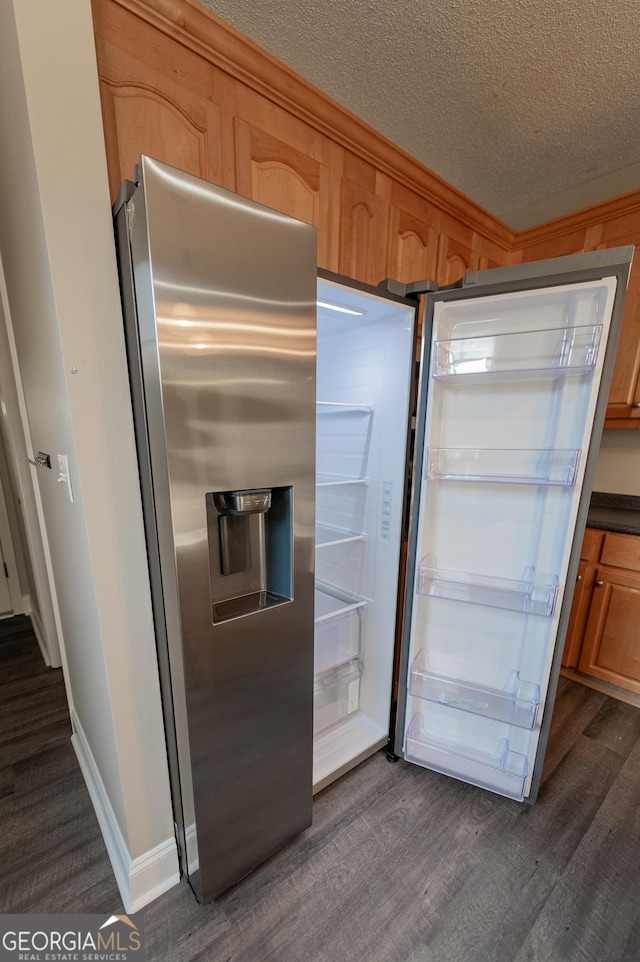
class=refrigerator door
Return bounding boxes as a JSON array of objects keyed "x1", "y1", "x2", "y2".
[
  {"x1": 114, "y1": 156, "x2": 317, "y2": 900},
  {"x1": 395, "y1": 248, "x2": 633, "y2": 803}
]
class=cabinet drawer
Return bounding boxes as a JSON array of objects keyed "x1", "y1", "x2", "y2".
[
  {"x1": 600, "y1": 531, "x2": 640, "y2": 572},
  {"x1": 580, "y1": 527, "x2": 604, "y2": 563}
]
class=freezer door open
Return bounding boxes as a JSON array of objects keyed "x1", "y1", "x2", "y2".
[{"x1": 395, "y1": 247, "x2": 633, "y2": 803}]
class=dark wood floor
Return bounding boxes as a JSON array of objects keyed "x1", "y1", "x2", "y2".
[{"x1": 2, "y1": 614, "x2": 640, "y2": 961}]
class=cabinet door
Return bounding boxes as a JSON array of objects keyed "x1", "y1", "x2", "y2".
[
  {"x1": 598, "y1": 215, "x2": 640, "y2": 425},
  {"x1": 234, "y1": 102, "x2": 341, "y2": 271},
  {"x1": 578, "y1": 566, "x2": 640, "y2": 694},
  {"x1": 92, "y1": 0, "x2": 221, "y2": 200},
  {"x1": 561, "y1": 563, "x2": 594, "y2": 668}
]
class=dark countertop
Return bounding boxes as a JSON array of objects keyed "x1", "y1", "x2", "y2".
[{"x1": 587, "y1": 492, "x2": 640, "y2": 536}]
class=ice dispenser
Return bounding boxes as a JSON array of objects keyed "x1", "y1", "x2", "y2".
[{"x1": 207, "y1": 486, "x2": 293, "y2": 623}]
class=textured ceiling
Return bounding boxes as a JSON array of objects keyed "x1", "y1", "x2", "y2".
[{"x1": 197, "y1": 0, "x2": 640, "y2": 227}]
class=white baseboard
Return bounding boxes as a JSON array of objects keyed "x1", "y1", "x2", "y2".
[
  {"x1": 70, "y1": 708, "x2": 180, "y2": 912},
  {"x1": 29, "y1": 605, "x2": 52, "y2": 667}
]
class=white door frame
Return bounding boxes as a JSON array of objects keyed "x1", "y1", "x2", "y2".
[
  {"x1": 0, "y1": 460, "x2": 24, "y2": 616},
  {"x1": 0, "y1": 255, "x2": 63, "y2": 665}
]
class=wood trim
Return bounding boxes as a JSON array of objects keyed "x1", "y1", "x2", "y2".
[
  {"x1": 93, "y1": 0, "x2": 515, "y2": 250},
  {"x1": 516, "y1": 188, "x2": 640, "y2": 248}
]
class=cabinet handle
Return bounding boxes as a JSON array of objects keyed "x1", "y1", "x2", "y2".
[
  {"x1": 595, "y1": 580, "x2": 604, "y2": 586},
  {"x1": 576, "y1": 575, "x2": 582, "y2": 582}
]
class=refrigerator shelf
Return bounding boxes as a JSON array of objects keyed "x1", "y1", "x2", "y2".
[
  {"x1": 409, "y1": 650, "x2": 540, "y2": 729},
  {"x1": 404, "y1": 714, "x2": 528, "y2": 801},
  {"x1": 316, "y1": 474, "x2": 369, "y2": 487},
  {"x1": 317, "y1": 401, "x2": 373, "y2": 415},
  {"x1": 316, "y1": 523, "x2": 367, "y2": 549},
  {"x1": 417, "y1": 562, "x2": 559, "y2": 617},
  {"x1": 425, "y1": 448, "x2": 581, "y2": 487},
  {"x1": 314, "y1": 657, "x2": 363, "y2": 735},
  {"x1": 432, "y1": 323, "x2": 602, "y2": 382}
]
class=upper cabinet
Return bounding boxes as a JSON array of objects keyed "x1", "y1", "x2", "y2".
[
  {"x1": 92, "y1": 0, "x2": 637, "y2": 430},
  {"x1": 514, "y1": 197, "x2": 640, "y2": 429},
  {"x1": 91, "y1": 0, "x2": 513, "y2": 290}
]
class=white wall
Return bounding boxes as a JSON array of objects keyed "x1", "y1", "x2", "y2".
[
  {"x1": 0, "y1": 0, "x2": 178, "y2": 910},
  {"x1": 593, "y1": 430, "x2": 640, "y2": 496}
]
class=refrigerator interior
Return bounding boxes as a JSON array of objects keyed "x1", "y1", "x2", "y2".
[
  {"x1": 402, "y1": 277, "x2": 618, "y2": 801},
  {"x1": 313, "y1": 277, "x2": 415, "y2": 790}
]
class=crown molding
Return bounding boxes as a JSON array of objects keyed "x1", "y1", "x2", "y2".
[
  {"x1": 515, "y1": 188, "x2": 640, "y2": 248},
  {"x1": 100, "y1": 0, "x2": 515, "y2": 250}
]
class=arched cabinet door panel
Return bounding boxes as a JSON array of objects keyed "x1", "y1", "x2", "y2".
[
  {"x1": 100, "y1": 82, "x2": 214, "y2": 196},
  {"x1": 92, "y1": 0, "x2": 222, "y2": 198},
  {"x1": 388, "y1": 207, "x2": 439, "y2": 285},
  {"x1": 233, "y1": 114, "x2": 338, "y2": 270},
  {"x1": 436, "y1": 228, "x2": 479, "y2": 286},
  {"x1": 338, "y1": 179, "x2": 389, "y2": 286},
  {"x1": 578, "y1": 566, "x2": 640, "y2": 695}
]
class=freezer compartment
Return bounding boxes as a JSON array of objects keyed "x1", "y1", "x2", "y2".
[
  {"x1": 425, "y1": 448, "x2": 581, "y2": 486},
  {"x1": 316, "y1": 476, "x2": 369, "y2": 487},
  {"x1": 316, "y1": 401, "x2": 373, "y2": 481},
  {"x1": 404, "y1": 713, "x2": 528, "y2": 801},
  {"x1": 409, "y1": 649, "x2": 540, "y2": 729},
  {"x1": 316, "y1": 523, "x2": 366, "y2": 548},
  {"x1": 314, "y1": 584, "x2": 366, "y2": 674},
  {"x1": 432, "y1": 323, "x2": 602, "y2": 382},
  {"x1": 417, "y1": 561, "x2": 559, "y2": 616},
  {"x1": 314, "y1": 658, "x2": 363, "y2": 735}
]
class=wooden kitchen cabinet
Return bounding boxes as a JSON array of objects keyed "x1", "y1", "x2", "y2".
[
  {"x1": 92, "y1": 0, "x2": 639, "y2": 423},
  {"x1": 561, "y1": 528, "x2": 603, "y2": 668},
  {"x1": 91, "y1": 0, "x2": 514, "y2": 296},
  {"x1": 578, "y1": 565, "x2": 640, "y2": 694},
  {"x1": 515, "y1": 199, "x2": 640, "y2": 429},
  {"x1": 562, "y1": 528, "x2": 640, "y2": 695},
  {"x1": 562, "y1": 563, "x2": 594, "y2": 669}
]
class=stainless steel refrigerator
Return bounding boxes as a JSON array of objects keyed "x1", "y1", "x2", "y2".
[{"x1": 114, "y1": 155, "x2": 632, "y2": 903}]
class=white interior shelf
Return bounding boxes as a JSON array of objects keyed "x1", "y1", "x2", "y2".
[
  {"x1": 432, "y1": 323, "x2": 602, "y2": 382},
  {"x1": 316, "y1": 475, "x2": 369, "y2": 487},
  {"x1": 317, "y1": 401, "x2": 373, "y2": 415},
  {"x1": 314, "y1": 657, "x2": 363, "y2": 735},
  {"x1": 409, "y1": 649, "x2": 540, "y2": 729},
  {"x1": 315, "y1": 584, "x2": 366, "y2": 675},
  {"x1": 425, "y1": 448, "x2": 581, "y2": 486},
  {"x1": 404, "y1": 713, "x2": 528, "y2": 801},
  {"x1": 316, "y1": 523, "x2": 367, "y2": 549},
  {"x1": 417, "y1": 562, "x2": 559, "y2": 617}
]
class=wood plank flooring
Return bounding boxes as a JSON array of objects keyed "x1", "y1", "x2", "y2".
[{"x1": 2, "y1": 614, "x2": 640, "y2": 961}]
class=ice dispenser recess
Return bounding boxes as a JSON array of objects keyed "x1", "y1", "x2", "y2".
[{"x1": 207, "y1": 486, "x2": 293, "y2": 623}]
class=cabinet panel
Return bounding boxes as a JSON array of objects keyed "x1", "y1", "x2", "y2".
[
  {"x1": 92, "y1": 0, "x2": 220, "y2": 199},
  {"x1": 515, "y1": 201, "x2": 640, "y2": 428},
  {"x1": 101, "y1": 82, "x2": 213, "y2": 193},
  {"x1": 599, "y1": 219, "x2": 640, "y2": 422},
  {"x1": 386, "y1": 185, "x2": 440, "y2": 284},
  {"x1": 600, "y1": 531, "x2": 640, "y2": 572},
  {"x1": 436, "y1": 231, "x2": 479, "y2": 286},
  {"x1": 581, "y1": 527, "x2": 604, "y2": 563},
  {"x1": 233, "y1": 104, "x2": 340, "y2": 271},
  {"x1": 561, "y1": 563, "x2": 594, "y2": 669},
  {"x1": 578, "y1": 566, "x2": 640, "y2": 694},
  {"x1": 338, "y1": 178, "x2": 388, "y2": 285}
]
